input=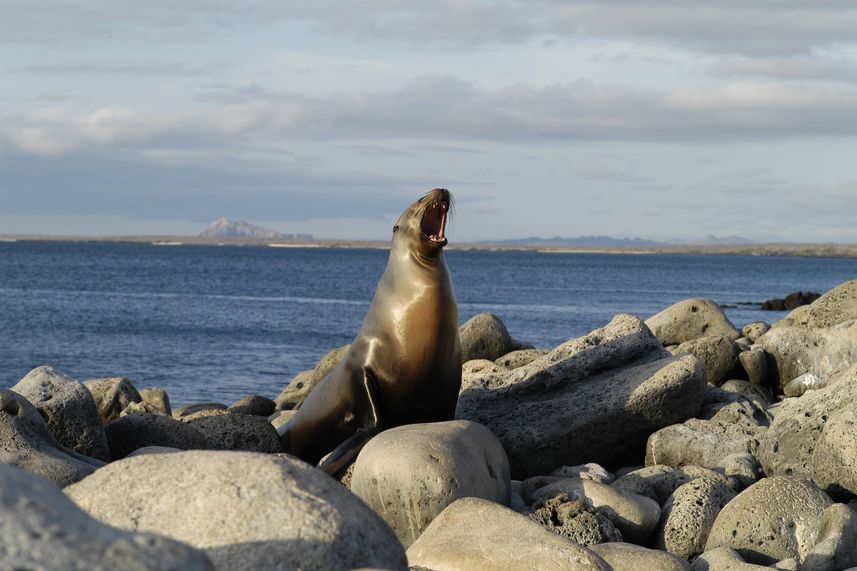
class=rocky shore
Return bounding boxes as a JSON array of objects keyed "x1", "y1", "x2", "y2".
[{"x1": 4, "y1": 280, "x2": 857, "y2": 570}]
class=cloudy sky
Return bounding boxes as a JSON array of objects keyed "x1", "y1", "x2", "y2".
[{"x1": 1, "y1": 1, "x2": 856, "y2": 242}]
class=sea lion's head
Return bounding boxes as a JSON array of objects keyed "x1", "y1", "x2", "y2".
[{"x1": 393, "y1": 188, "x2": 452, "y2": 260}]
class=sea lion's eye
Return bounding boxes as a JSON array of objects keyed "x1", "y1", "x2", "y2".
[{"x1": 392, "y1": 225, "x2": 399, "y2": 233}]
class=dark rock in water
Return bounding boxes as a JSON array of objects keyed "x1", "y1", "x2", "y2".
[
  {"x1": 84, "y1": 376, "x2": 143, "y2": 424},
  {"x1": 65, "y1": 451, "x2": 408, "y2": 571},
  {"x1": 106, "y1": 412, "x2": 211, "y2": 459},
  {"x1": 456, "y1": 314, "x2": 707, "y2": 477},
  {"x1": 172, "y1": 402, "x2": 228, "y2": 419},
  {"x1": 0, "y1": 463, "x2": 213, "y2": 571},
  {"x1": 0, "y1": 389, "x2": 104, "y2": 487},
  {"x1": 182, "y1": 410, "x2": 280, "y2": 453},
  {"x1": 12, "y1": 366, "x2": 110, "y2": 461},
  {"x1": 406, "y1": 497, "x2": 611, "y2": 571},
  {"x1": 525, "y1": 493, "x2": 623, "y2": 546},
  {"x1": 761, "y1": 291, "x2": 821, "y2": 311},
  {"x1": 459, "y1": 312, "x2": 515, "y2": 363},
  {"x1": 349, "y1": 420, "x2": 511, "y2": 548},
  {"x1": 228, "y1": 394, "x2": 276, "y2": 416}
]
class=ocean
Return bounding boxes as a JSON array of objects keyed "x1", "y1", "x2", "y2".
[{"x1": 1, "y1": 241, "x2": 855, "y2": 405}]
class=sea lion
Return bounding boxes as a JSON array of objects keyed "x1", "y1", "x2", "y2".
[{"x1": 278, "y1": 188, "x2": 462, "y2": 473}]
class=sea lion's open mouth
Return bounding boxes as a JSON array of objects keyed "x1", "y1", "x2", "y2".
[{"x1": 420, "y1": 201, "x2": 448, "y2": 247}]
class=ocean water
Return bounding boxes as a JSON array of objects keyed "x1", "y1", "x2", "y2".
[{"x1": 1, "y1": 241, "x2": 855, "y2": 405}]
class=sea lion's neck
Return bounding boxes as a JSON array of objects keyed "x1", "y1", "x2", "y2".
[{"x1": 389, "y1": 238, "x2": 445, "y2": 274}]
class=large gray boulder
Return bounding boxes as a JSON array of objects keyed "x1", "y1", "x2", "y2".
[
  {"x1": 274, "y1": 344, "x2": 349, "y2": 410},
  {"x1": 645, "y1": 299, "x2": 740, "y2": 346},
  {"x1": 810, "y1": 408, "x2": 857, "y2": 497},
  {"x1": 459, "y1": 312, "x2": 515, "y2": 363},
  {"x1": 672, "y1": 335, "x2": 742, "y2": 386},
  {"x1": 182, "y1": 410, "x2": 280, "y2": 453},
  {"x1": 645, "y1": 418, "x2": 765, "y2": 470},
  {"x1": 457, "y1": 314, "x2": 707, "y2": 477},
  {"x1": 0, "y1": 389, "x2": 104, "y2": 487},
  {"x1": 350, "y1": 420, "x2": 510, "y2": 548},
  {"x1": 406, "y1": 497, "x2": 611, "y2": 571},
  {"x1": 775, "y1": 279, "x2": 857, "y2": 329},
  {"x1": 705, "y1": 476, "x2": 833, "y2": 565},
  {"x1": 656, "y1": 477, "x2": 737, "y2": 560},
  {"x1": 758, "y1": 365, "x2": 857, "y2": 479},
  {"x1": 0, "y1": 463, "x2": 213, "y2": 571},
  {"x1": 105, "y1": 412, "x2": 212, "y2": 459},
  {"x1": 590, "y1": 542, "x2": 690, "y2": 571},
  {"x1": 65, "y1": 451, "x2": 408, "y2": 571},
  {"x1": 84, "y1": 376, "x2": 143, "y2": 423},
  {"x1": 612, "y1": 465, "x2": 730, "y2": 506},
  {"x1": 12, "y1": 366, "x2": 110, "y2": 461},
  {"x1": 758, "y1": 320, "x2": 857, "y2": 388}
]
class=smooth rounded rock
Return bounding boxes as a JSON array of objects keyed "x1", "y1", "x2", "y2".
[
  {"x1": 691, "y1": 547, "x2": 773, "y2": 570},
  {"x1": 0, "y1": 389, "x2": 104, "y2": 487},
  {"x1": 719, "y1": 379, "x2": 773, "y2": 406},
  {"x1": 183, "y1": 411, "x2": 280, "y2": 453},
  {"x1": 0, "y1": 463, "x2": 213, "y2": 571},
  {"x1": 139, "y1": 387, "x2": 172, "y2": 416},
  {"x1": 105, "y1": 412, "x2": 211, "y2": 459},
  {"x1": 657, "y1": 477, "x2": 737, "y2": 560},
  {"x1": 715, "y1": 453, "x2": 762, "y2": 492},
  {"x1": 612, "y1": 465, "x2": 729, "y2": 506},
  {"x1": 65, "y1": 451, "x2": 408, "y2": 571},
  {"x1": 350, "y1": 420, "x2": 510, "y2": 548},
  {"x1": 550, "y1": 463, "x2": 613, "y2": 484},
  {"x1": 530, "y1": 477, "x2": 660, "y2": 544},
  {"x1": 459, "y1": 312, "x2": 515, "y2": 363},
  {"x1": 645, "y1": 298, "x2": 740, "y2": 346},
  {"x1": 228, "y1": 394, "x2": 276, "y2": 416},
  {"x1": 810, "y1": 409, "x2": 857, "y2": 497},
  {"x1": 590, "y1": 542, "x2": 690, "y2": 571},
  {"x1": 673, "y1": 335, "x2": 742, "y2": 386},
  {"x1": 742, "y1": 322, "x2": 770, "y2": 343},
  {"x1": 12, "y1": 366, "x2": 110, "y2": 461},
  {"x1": 646, "y1": 418, "x2": 765, "y2": 470},
  {"x1": 801, "y1": 503, "x2": 857, "y2": 571},
  {"x1": 759, "y1": 321, "x2": 857, "y2": 388},
  {"x1": 84, "y1": 376, "x2": 143, "y2": 423},
  {"x1": 738, "y1": 348, "x2": 768, "y2": 386},
  {"x1": 405, "y1": 497, "x2": 611, "y2": 571},
  {"x1": 705, "y1": 476, "x2": 833, "y2": 565},
  {"x1": 172, "y1": 402, "x2": 228, "y2": 418}
]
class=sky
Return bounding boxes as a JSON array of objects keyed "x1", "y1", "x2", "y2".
[{"x1": 1, "y1": 1, "x2": 857, "y2": 242}]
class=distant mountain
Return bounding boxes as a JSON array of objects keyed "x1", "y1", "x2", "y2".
[
  {"x1": 198, "y1": 218, "x2": 284, "y2": 239},
  {"x1": 663, "y1": 235, "x2": 761, "y2": 246},
  {"x1": 489, "y1": 235, "x2": 662, "y2": 247}
]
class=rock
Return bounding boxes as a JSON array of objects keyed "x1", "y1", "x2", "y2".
[
  {"x1": 11, "y1": 366, "x2": 110, "y2": 461},
  {"x1": 526, "y1": 493, "x2": 623, "y2": 546},
  {"x1": 758, "y1": 366, "x2": 857, "y2": 479},
  {"x1": 530, "y1": 478, "x2": 660, "y2": 544},
  {"x1": 759, "y1": 320, "x2": 857, "y2": 388},
  {"x1": 657, "y1": 477, "x2": 737, "y2": 560},
  {"x1": 550, "y1": 463, "x2": 614, "y2": 484},
  {"x1": 645, "y1": 298, "x2": 740, "y2": 346},
  {"x1": 521, "y1": 475, "x2": 564, "y2": 502},
  {"x1": 673, "y1": 335, "x2": 743, "y2": 386},
  {"x1": 734, "y1": 337, "x2": 752, "y2": 351},
  {"x1": 462, "y1": 358, "x2": 508, "y2": 377},
  {"x1": 459, "y1": 312, "x2": 515, "y2": 362},
  {"x1": 0, "y1": 463, "x2": 213, "y2": 571},
  {"x1": 274, "y1": 344, "x2": 350, "y2": 410},
  {"x1": 349, "y1": 420, "x2": 510, "y2": 548},
  {"x1": 268, "y1": 409, "x2": 297, "y2": 431},
  {"x1": 227, "y1": 395, "x2": 276, "y2": 416},
  {"x1": 742, "y1": 322, "x2": 770, "y2": 342},
  {"x1": 83, "y1": 376, "x2": 143, "y2": 423},
  {"x1": 0, "y1": 389, "x2": 104, "y2": 487},
  {"x1": 139, "y1": 387, "x2": 172, "y2": 416},
  {"x1": 182, "y1": 411, "x2": 280, "y2": 453},
  {"x1": 590, "y1": 542, "x2": 690, "y2": 571},
  {"x1": 405, "y1": 497, "x2": 611, "y2": 571},
  {"x1": 698, "y1": 386, "x2": 771, "y2": 427},
  {"x1": 719, "y1": 379, "x2": 773, "y2": 406},
  {"x1": 172, "y1": 402, "x2": 228, "y2": 418},
  {"x1": 705, "y1": 476, "x2": 833, "y2": 565},
  {"x1": 105, "y1": 412, "x2": 211, "y2": 459},
  {"x1": 691, "y1": 547, "x2": 773, "y2": 570},
  {"x1": 495, "y1": 348, "x2": 548, "y2": 369},
  {"x1": 457, "y1": 314, "x2": 707, "y2": 477},
  {"x1": 646, "y1": 418, "x2": 765, "y2": 470},
  {"x1": 65, "y1": 451, "x2": 408, "y2": 571},
  {"x1": 810, "y1": 409, "x2": 857, "y2": 497},
  {"x1": 715, "y1": 453, "x2": 762, "y2": 492},
  {"x1": 801, "y1": 503, "x2": 857, "y2": 571},
  {"x1": 761, "y1": 291, "x2": 821, "y2": 311},
  {"x1": 780, "y1": 279, "x2": 857, "y2": 329},
  {"x1": 612, "y1": 465, "x2": 729, "y2": 506},
  {"x1": 738, "y1": 348, "x2": 768, "y2": 386},
  {"x1": 126, "y1": 446, "x2": 182, "y2": 457},
  {"x1": 783, "y1": 372, "x2": 827, "y2": 397}
]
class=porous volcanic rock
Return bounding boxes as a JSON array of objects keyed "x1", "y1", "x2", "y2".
[
  {"x1": 645, "y1": 299, "x2": 740, "y2": 346},
  {"x1": 84, "y1": 376, "x2": 143, "y2": 423}
]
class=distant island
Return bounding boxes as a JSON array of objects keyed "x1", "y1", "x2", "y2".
[{"x1": 197, "y1": 218, "x2": 312, "y2": 241}]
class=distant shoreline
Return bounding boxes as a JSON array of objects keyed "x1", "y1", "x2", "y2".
[{"x1": 2, "y1": 234, "x2": 857, "y2": 258}]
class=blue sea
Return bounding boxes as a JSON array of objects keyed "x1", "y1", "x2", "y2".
[{"x1": 1, "y1": 241, "x2": 855, "y2": 405}]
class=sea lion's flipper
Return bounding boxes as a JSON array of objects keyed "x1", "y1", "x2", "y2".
[{"x1": 317, "y1": 366, "x2": 383, "y2": 475}]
